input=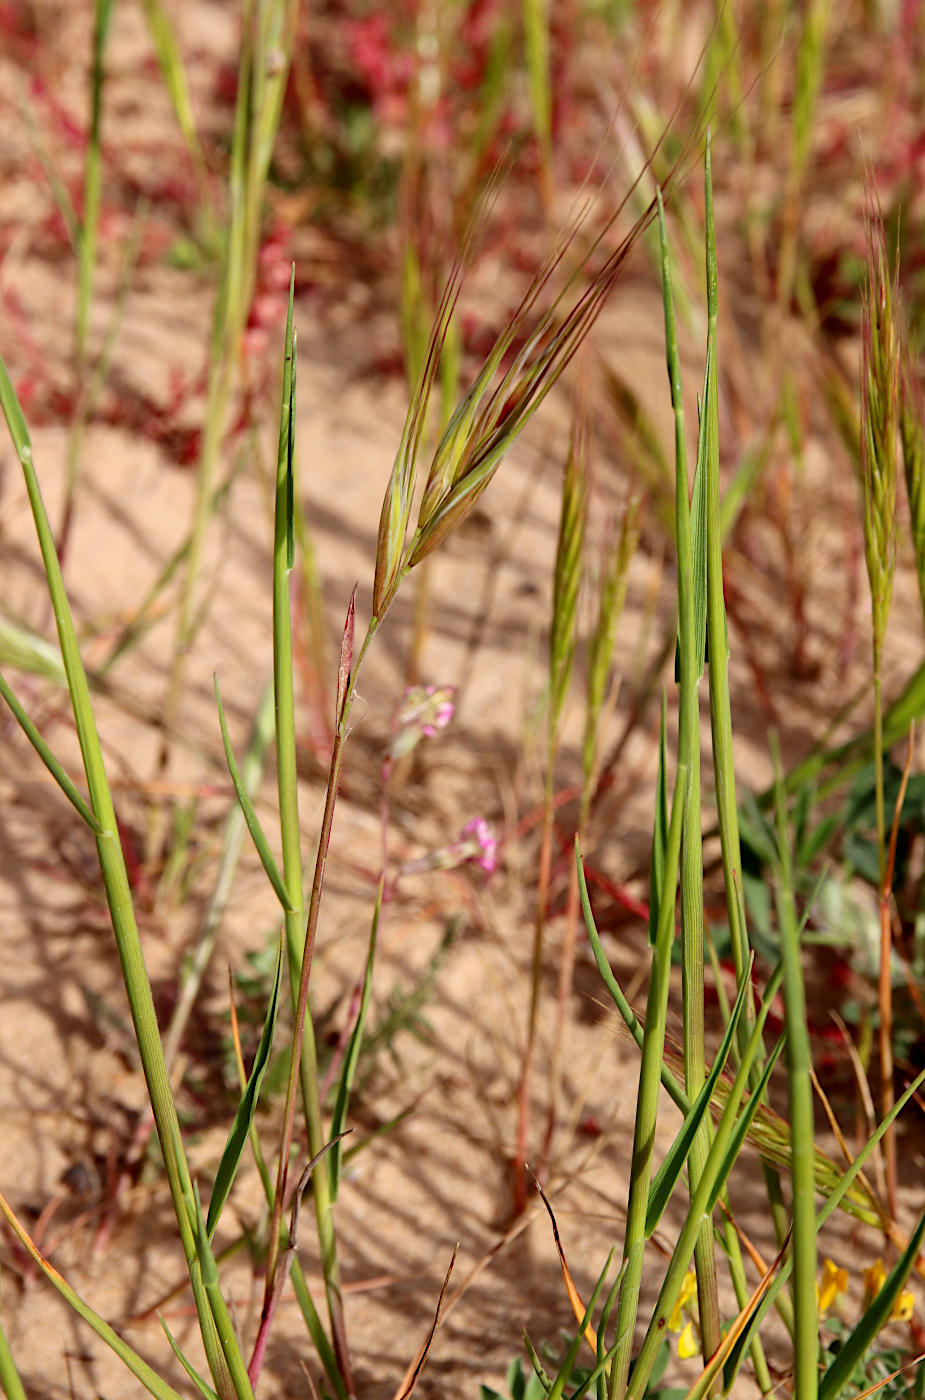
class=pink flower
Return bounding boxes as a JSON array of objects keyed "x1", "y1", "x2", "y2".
[
  {"x1": 397, "y1": 817, "x2": 500, "y2": 881},
  {"x1": 461, "y1": 817, "x2": 498, "y2": 874},
  {"x1": 390, "y1": 685, "x2": 456, "y2": 759}
]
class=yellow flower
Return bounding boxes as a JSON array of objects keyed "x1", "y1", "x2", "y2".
[
  {"x1": 863, "y1": 1259, "x2": 916, "y2": 1323},
  {"x1": 668, "y1": 1270, "x2": 698, "y2": 1332},
  {"x1": 892, "y1": 1289, "x2": 915, "y2": 1323},
  {"x1": 817, "y1": 1258, "x2": 848, "y2": 1316},
  {"x1": 677, "y1": 1320, "x2": 699, "y2": 1360},
  {"x1": 864, "y1": 1259, "x2": 888, "y2": 1304}
]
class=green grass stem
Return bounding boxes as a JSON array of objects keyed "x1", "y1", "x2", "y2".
[
  {"x1": 608, "y1": 755, "x2": 688, "y2": 1400},
  {"x1": 658, "y1": 186, "x2": 721, "y2": 1370},
  {"x1": 771, "y1": 743, "x2": 818, "y2": 1400}
]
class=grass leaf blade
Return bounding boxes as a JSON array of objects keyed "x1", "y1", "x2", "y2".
[
  {"x1": 0, "y1": 671, "x2": 101, "y2": 831},
  {"x1": 159, "y1": 1318, "x2": 220, "y2": 1400},
  {"x1": 646, "y1": 958, "x2": 753, "y2": 1236},
  {"x1": 214, "y1": 677, "x2": 291, "y2": 912},
  {"x1": 207, "y1": 935, "x2": 284, "y2": 1239}
]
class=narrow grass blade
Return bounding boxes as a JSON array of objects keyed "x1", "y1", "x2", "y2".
[
  {"x1": 139, "y1": 0, "x2": 211, "y2": 197},
  {"x1": 818, "y1": 1211, "x2": 925, "y2": 1400},
  {"x1": 700, "y1": 139, "x2": 747, "y2": 1004},
  {"x1": 0, "y1": 1192, "x2": 185, "y2": 1400},
  {"x1": 0, "y1": 1297, "x2": 26, "y2": 1400},
  {"x1": 661, "y1": 169, "x2": 721, "y2": 1365},
  {"x1": 213, "y1": 677, "x2": 291, "y2": 912},
  {"x1": 207, "y1": 935, "x2": 284, "y2": 1239},
  {"x1": 705, "y1": 1035, "x2": 783, "y2": 1214},
  {"x1": 328, "y1": 882, "x2": 381, "y2": 1198},
  {"x1": 0, "y1": 672, "x2": 101, "y2": 832},
  {"x1": 576, "y1": 840, "x2": 688, "y2": 1114},
  {"x1": 160, "y1": 1319, "x2": 220, "y2": 1400},
  {"x1": 524, "y1": 1334, "x2": 555, "y2": 1393},
  {"x1": 645, "y1": 958, "x2": 753, "y2": 1236},
  {"x1": 548, "y1": 1261, "x2": 619, "y2": 1400}
]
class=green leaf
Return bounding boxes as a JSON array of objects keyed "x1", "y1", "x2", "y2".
[
  {"x1": 819, "y1": 1211, "x2": 925, "y2": 1400},
  {"x1": 576, "y1": 840, "x2": 687, "y2": 1114},
  {"x1": 207, "y1": 935, "x2": 284, "y2": 1239},
  {"x1": 159, "y1": 1318, "x2": 220, "y2": 1400},
  {"x1": 0, "y1": 1302, "x2": 26, "y2": 1400},
  {"x1": 646, "y1": 958, "x2": 753, "y2": 1235},
  {"x1": 706, "y1": 1035, "x2": 783, "y2": 1214},
  {"x1": 0, "y1": 357, "x2": 32, "y2": 467},
  {"x1": 214, "y1": 677, "x2": 292, "y2": 912},
  {"x1": 0, "y1": 671, "x2": 102, "y2": 831}
]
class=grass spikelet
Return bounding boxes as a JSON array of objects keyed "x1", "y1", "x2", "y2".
[
  {"x1": 861, "y1": 195, "x2": 899, "y2": 678},
  {"x1": 405, "y1": 215, "x2": 642, "y2": 573},
  {"x1": 900, "y1": 339, "x2": 925, "y2": 623},
  {"x1": 373, "y1": 255, "x2": 468, "y2": 616},
  {"x1": 583, "y1": 497, "x2": 640, "y2": 793},
  {"x1": 372, "y1": 103, "x2": 714, "y2": 621},
  {"x1": 550, "y1": 394, "x2": 589, "y2": 739},
  {"x1": 860, "y1": 179, "x2": 901, "y2": 1216}
]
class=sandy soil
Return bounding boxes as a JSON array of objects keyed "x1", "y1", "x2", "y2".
[{"x1": 1, "y1": 4, "x2": 924, "y2": 1398}]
